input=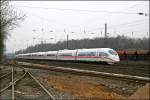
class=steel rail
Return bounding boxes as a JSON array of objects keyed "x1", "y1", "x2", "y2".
[
  {"x1": 0, "y1": 72, "x2": 12, "y2": 80},
  {"x1": 11, "y1": 67, "x2": 14, "y2": 100},
  {"x1": 0, "y1": 71, "x2": 27, "y2": 93},
  {"x1": 15, "y1": 60, "x2": 149, "y2": 72},
  {"x1": 13, "y1": 59, "x2": 150, "y2": 78},
  {"x1": 16, "y1": 62, "x2": 150, "y2": 82},
  {"x1": 1, "y1": 67, "x2": 55, "y2": 100},
  {"x1": 27, "y1": 71, "x2": 55, "y2": 100}
]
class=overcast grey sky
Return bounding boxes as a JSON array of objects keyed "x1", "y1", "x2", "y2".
[{"x1": 5, "y1": 1, "x2": 149, "y2": 53}]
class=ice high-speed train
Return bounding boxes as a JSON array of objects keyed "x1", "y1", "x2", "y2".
[{"x1": 16, "y1": 48, "x2": 120, "y2": 64}]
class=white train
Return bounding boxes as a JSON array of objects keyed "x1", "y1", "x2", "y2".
[{"x1": 16, "y1": 48, "x2": 120, "y2": 64}]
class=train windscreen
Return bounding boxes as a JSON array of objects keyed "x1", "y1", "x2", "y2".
[{"x1": 109, "y1": 50, "x2": 118, "y2": 55}]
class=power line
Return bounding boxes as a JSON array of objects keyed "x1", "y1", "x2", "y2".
[
  {"x1": 122, "y1": 29, "x2": 149, "y2": 34},
  {"x1": 112, "y1": 23, "x2": 149, "y2": 32},
  {"x1": 108, "y1": 18, "x2": 149, "y2": 29},
  {"x1": 16, "y1": 5, "x2": 139, "y2": 14},
  {"x1": 87, "y1": 18, "x2": 148, "y2": 32},
  {"x1": 119, "y1": 2, "x2": 143, "y2": 12},
  {"x1": 28, "y1": 11, "x2": 149, "y2": 35},
  {"x1": 17, "y1": 6, "x2": 148, "y2": 35},
  {"x1": 28, "y1": 11, "x2": 82, "y2": 29}
]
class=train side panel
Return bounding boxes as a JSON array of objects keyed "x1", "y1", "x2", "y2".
[
  {"x1": 76, "y1": 49, "x2": 99, "y2": 61},
  {"x1": 57, "y1": 50, "x2": 76, "y2": 60},
  {"x1": 16, "y1": 48, "x2": 120, "y2": 64}
]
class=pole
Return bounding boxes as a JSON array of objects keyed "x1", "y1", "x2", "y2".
[
  {"x1": 105, "y1": 24, "x2": 107, "y2": 39},
  {"x1": 101, "y1": 31, "x2": 102, "y2": 37},
  {"x1": 67, "y1": 34, "x2": 69, "y2": 49},
  {"x1": 64, "y1": 29, "x2": 69, "y2": 49},
  {"x1": 104, "y1": 24, "x2": 107, "y2": 47}
]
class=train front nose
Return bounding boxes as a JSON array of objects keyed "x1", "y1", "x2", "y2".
[
  {"x1": 115, "y1": 56, "x2": 120, "y2": 62},
  {"x1": 108, "y1": 49, "x2": 120, "y2": 62},
  {"x1": 110, "y1": 55, "x2": 120, "y2": 62}
]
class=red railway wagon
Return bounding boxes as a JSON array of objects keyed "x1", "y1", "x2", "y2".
[
  {"x1": 117, "y1": 50, "x2": 126, "y2": 55},
  {"x1": 137, "y1": 50, "x2": 149, "y2": 55},
  {"x1": 116, "y1": 50, "x2": 126, "y2": 60},
  {"x1": 136, "y1": 50, "x2": 150, "y2": 60},
  {"x1": 126, "y1": 50, "x2": 138, "y2": 60},
  {"x1": 117, "y1": 49, "x2": 150, "y2": 61}
]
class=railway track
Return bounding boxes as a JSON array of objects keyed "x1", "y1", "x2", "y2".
[
  {"x1": 0, "y1": 66, "x2": 56, "y2": 100},
  {"x1": 13, "y1": 59, "x2": 150, "y2": 77},
  {"x1": 0, "y1": 67, "x2": 26, "y2": 99},
  {"x1": 0, "y1": 72, "x2": 12, "y2": 80},
  {"x1": 27, "y1": 71, "x2": 55, "y2": 100},
  {"x1": 1, "y1": 62, "x2": 149, "y2": 99},
  {"x1": 13, "y1": 61, "x2": 150, "y2": 83},
  {"x1": 0, "y1": 67, "x2": 24, "y2": 92}
]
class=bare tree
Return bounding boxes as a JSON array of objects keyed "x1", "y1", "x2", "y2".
[{"x1": 0, "y1": 0, "x2": 25, "y2": 62}]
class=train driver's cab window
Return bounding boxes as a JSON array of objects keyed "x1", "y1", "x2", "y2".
[
  {"x1": 109, "y1": 50, "x2": 117, "y2": 55},
  {"x1": 99, "y1": 52, "x2": 108, "y2": 57}
]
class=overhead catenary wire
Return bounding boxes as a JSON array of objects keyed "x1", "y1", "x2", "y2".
[
  {"x1": 86, "y1": 18, "x2": 149, "y2": 32},
  {"x1": 27, "y1": 11, "x2": 82, "y2": 30},
  {"x1": 28, "y1": 11, "x2": 148, "y2": 33},
  {"x1": 118, "y1": 2, "x2": 145, "y2": 12},
  {"x1": 113, "y1": 24, "x2": 149, "y2": 32},
  {"x1": 14, "y1": 5, "x2": 149, "y2": 40},
  {"x1": 15, "y1": 5, "x2": 142, "y2": 15},
  {"x1": 108, "y1": 18, "x2": 149, "y2": 29},
  {"x1": 15, "y1": 4, "x2": 149, "y2": 32},
  {"x1": 120, "y1": 28, "x2": 149, "y2": 34}
]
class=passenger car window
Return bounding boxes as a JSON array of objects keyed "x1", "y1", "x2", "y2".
[
  {"x1": 47, "y1": 54, "x2": 56, "y2": 56},
  {"x1": 78, "y1": 52, "x2": 86, "y2": 56},
  {"x1": 78, "y1": 52, "x2": 96, "y2": 56},
  {"x1": 87, "y1": 52, "x2": 95, "y2": 56},
  {"x1": 99, "y1": 52, "x2": 108, "y2": 57}
]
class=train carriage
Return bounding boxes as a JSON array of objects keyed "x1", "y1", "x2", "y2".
[
  {"x1": 16, "y1": 48, "x2": 120, "y2": 64},
  {"x1": 32, "y1": 52, "x2": 46, "y2": 60},
  {"x1": 45, "y1": 51, "x2": 57, "y2": 60},
  {"x1": 77, "y1": 48, "x2": 98, "y2": 61},
  {"x1": 57, "y1": 50, "x2": 76, "y2": 60}
]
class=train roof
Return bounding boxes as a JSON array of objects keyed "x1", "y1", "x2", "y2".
[
  {"x1": 58, "y1": 49, "x2": 76, "y2": 52},
  {"x1": 45, "y1": 51, "x2": 58, "y2": 54},
  {"x1": 16, "y1": 48, "x2": 115, "y2": 56},
  {"x1": 83, "y1": 48, "x2": 112, "y2": 50}
]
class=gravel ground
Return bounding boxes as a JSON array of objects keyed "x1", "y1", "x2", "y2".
[
  {"x1": 28, "y1": 68, "x2": 147, "y2": 98},
  {"x1": 29, "y1": 68, "x2": 77, "y2": 99}
]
